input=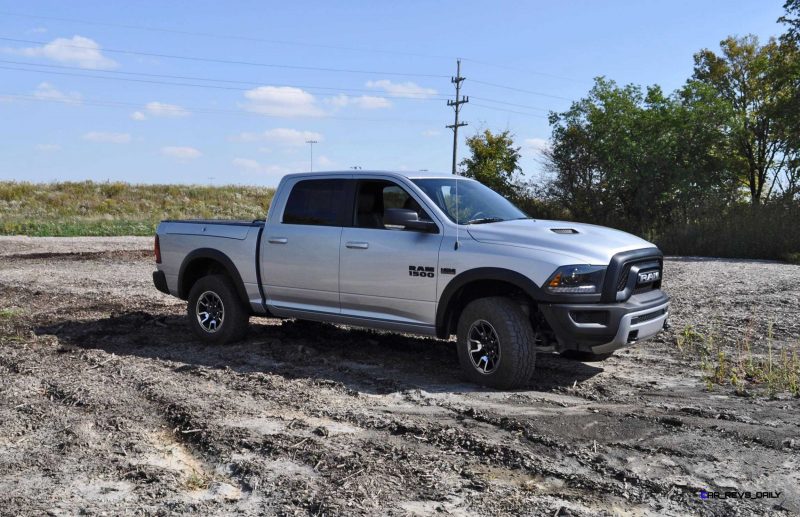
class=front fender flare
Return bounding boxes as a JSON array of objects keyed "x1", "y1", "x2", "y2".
[{"x1": 435, "y1": 267, "x2": 543, "y2": 338}]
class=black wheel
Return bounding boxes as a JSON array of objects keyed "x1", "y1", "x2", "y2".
[
  {"x1": 187, "y1": 274, "x2": 249, "y2": 344},
  {"x1": 560, "y1": 350, "x2": 613, "y2": 362},
  {"x1": 456, "y1": 297, "x2": 536, "y2": 389}
]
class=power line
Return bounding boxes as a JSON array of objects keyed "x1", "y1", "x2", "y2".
[
  {"x1": 0, "y1": 10, "x2": 459, "y2": 62},
  {"x1": 469, "y1": 96, "x2": 552, "y2": 112},
  {"x1": 0, "y1": 10, "x2": 591, "y2": 84},
  {"x1": 0, "y1": 59, "x2": 446, "y2": 97},
  {"x1": 0, "y1": 62, "x2": 559, "y2": 117},
  {"x1": 0, "y1": 36, "x2": 450, "y2": 79},
  {"x1": 469, "y1": 102, "x2": 549, "y2": 119},
  {"x1": 0, "y1": 92, "x2": 449, "y2": 123},
  {"x1": 0, "y1": 63, "x2": 453, "y2": 101},
  {"x1": 461, "y1": 57, "x2": 588, "y2": 83},
  {"x1": 468, "y1": 78, "x2": 574, "y2": 101}
]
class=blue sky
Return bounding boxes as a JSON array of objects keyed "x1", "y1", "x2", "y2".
[{"x1": 0, "y1": 1, "x2": 789, "y2": 186}]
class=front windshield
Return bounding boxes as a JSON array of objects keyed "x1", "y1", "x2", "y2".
[{"x1": 412, "y1": 178, "x2": 529, "y2": 225}]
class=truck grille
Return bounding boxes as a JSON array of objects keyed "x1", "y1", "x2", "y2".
[
  {"x1": 617, "y1": 264, "x2": 632, "y2": 291},
  {"x1": 603, "y1": 249, "x2": 664, "y2": 303},
  {"x1": 614, "y1": 257, "x2": 662, "y2": 298}
]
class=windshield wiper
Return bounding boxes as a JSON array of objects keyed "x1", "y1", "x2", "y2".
[{"x1": 465, "y1": 217, "x2": 505, "y2": 225}]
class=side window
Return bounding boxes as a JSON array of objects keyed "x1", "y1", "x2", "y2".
[
  {"x1": 355, "y1": 180, "x2": 432, "y2": 229},
  {"x1": 283, "y1": 179, "x2": 347, "y2": 226}
]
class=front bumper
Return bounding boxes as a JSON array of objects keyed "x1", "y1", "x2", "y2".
[{"x1": 540, "y1": 290, "x2": 670, "y2": 354}]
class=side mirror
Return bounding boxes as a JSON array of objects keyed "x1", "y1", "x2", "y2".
[{"x1": 384, "y1": 208, "x2": 437, "y2": 232}]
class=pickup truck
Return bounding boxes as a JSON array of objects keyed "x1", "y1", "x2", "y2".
[{"x1": 153, "y1": 170, "x2": 669, "y2": 388}]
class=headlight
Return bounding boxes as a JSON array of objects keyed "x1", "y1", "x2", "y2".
[{"x1": 545, "y1": 265, "x2": 606, "y2": 294}]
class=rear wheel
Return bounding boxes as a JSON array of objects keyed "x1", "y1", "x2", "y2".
[
  {"x1": 456, "y1": 297, "x2": 536, "y2": 389},
  {"x1": 187, "y1": 274, "x2": 249, "y2": 344}
]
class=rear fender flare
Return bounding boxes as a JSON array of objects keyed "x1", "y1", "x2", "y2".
[{"x1": 178, "y1": 248, "x2": 250, "y2": 308}]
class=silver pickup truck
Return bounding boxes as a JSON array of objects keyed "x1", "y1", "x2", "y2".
[{"x1": 153, "y1": 170, "x2": 669, "y2": 388}]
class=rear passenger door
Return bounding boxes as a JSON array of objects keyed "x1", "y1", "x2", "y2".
[{"x1": 261, "y1": 178, "x2": 351, "y2": 314}]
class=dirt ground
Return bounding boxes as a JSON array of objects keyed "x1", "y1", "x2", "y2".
[{"x1": 0, "y1": 236, "x2": 798, "y2": 516}]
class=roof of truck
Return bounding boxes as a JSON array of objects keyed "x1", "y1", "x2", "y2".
[{"x1": 282, "y1": 170, "x2": 470, "y2": 181}]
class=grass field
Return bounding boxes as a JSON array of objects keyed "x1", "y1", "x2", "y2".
[
  {"x1": 2, "y1": 181, "x2": 798, "y2": 264},
  {"x1": 0, "y1": 181, "x2": 275, "y2": 236}
]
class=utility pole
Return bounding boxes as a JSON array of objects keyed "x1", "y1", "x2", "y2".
[
  {"x1": 305, "y1": 140, "x2": 318, "y2": 172},
  {"x1": 446, "y1": 59, "x2": 468, "y2": 175}
]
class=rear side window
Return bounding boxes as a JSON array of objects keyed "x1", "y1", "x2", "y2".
[{"x1": 283, "y1": 179, "x2": 348, "y2": 226}]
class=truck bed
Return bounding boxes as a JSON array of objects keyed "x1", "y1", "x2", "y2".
[{"x1": 160, "y1": 219, "x2": 264, "y2": 227}]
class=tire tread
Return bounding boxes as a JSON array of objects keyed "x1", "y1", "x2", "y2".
[{"x1": 457, "y1": 296, "x2": 536, "y2": 389}]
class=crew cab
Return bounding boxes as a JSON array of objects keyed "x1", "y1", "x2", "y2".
[{"x1": 153, "y1": 170, "x2": 669, "y2": 388}]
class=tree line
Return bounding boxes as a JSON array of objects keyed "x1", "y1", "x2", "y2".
[{"x1": 461, "y1": 1, "x2": 800, "y2": 260}]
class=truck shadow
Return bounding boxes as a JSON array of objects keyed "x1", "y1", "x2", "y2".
[{"x1": 35, "y1": 311, "x2": 603, "y2": 395}]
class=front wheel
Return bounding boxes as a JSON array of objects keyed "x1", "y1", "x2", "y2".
[
  {"x1": 187, "y1": 274, "x2": 249, "y2": 344},
  {"x1": 456, "y1": 297, "x2": 536, "y2": 389}
]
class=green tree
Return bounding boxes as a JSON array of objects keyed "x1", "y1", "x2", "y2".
[
  {"x1": 691, "y1": 35, "x2": 797, "y2": 204},
  {"x1": 544, "y1": 77, "x2": 737, "y2": 233},
  {"x1": 779, "y1": 0, "x2": 800, "y2": 42},
  {"x1": 460, "y1": 130, "x2": 523, "y2": 200}
]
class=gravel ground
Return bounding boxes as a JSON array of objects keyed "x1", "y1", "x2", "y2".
[{"x1": 0, "y1": 237, "x2": 798, "y2": 516}]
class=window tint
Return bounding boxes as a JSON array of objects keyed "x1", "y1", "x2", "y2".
[
  {"x1": 283, "y1": 179, "x2": 348, "y2": 226},
  {"x1": 355, "y1": 180, "x2": 432, "y2": 229}
]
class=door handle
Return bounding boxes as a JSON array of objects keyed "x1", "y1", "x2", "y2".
[
  {"x1": 345, "y1": 241, "x2": 369, "y2": 249},
  {"x1": 268, "y1": 237, "x2": 288, "y2": 244}
]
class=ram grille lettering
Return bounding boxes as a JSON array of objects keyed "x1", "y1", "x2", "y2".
[{"x1": 637, "y1": 270, "x2": 660, "y2": 284}]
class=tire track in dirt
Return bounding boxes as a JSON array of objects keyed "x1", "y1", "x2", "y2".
[{"x1": 2, "y1": 241, "x2": 799, "y2": 515}]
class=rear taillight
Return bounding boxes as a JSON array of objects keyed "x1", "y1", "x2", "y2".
[{"x1": 154, "y1": 235, "x2": 162, "y2": 264}]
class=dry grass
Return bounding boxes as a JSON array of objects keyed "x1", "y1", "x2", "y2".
[
  {"x1": 0, "y1": 181, "x2": 275, "y2": 236},
  {"x1": 676, "y1": 323, "x2": 800, "y2": 397}
]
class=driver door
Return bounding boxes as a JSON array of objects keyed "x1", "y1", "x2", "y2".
[{"x1": 339, "y1": 179, "x2": 443, "y2": 326}]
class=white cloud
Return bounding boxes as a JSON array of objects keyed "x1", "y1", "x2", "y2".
[
  {"x1": 130, "y1": 111, "x2": 146, "y2": 121},
  {"x1": 9, "y1": 35, "x2": 118, "y2": 69},
  {"x1": 28, "y1": 27, "x2": 48, "y2": 34},
  {"x1": 83, "y1": 131, "x2": 131, "y2": 144},
  {"x1": 232, "y1": 158, "x2": 291, "y2": 178},
  {"x1": 33, "y1": 82, "x2": 81, "y2": 104},
  {"x1": 241, "y1": 86, "x2": 324, "y2": 117},
  {"x1": 317, "y1": 155, "x2": 334, "y2": 168},
  {"x1": 422, "y1": 129, "x2": 441, "y2": 137},
  {"x1": 232, "y1": 158, "x2": 261, "y2": 171},
  {"x1": 326, "y1": 94, "x2": 391, "y2": 110},
  {"x1": 36, "y1": 143, "x2": 61, "y2": 152},
  {"x1": 145, "y1": 101, "x2": 189, "y2": 118},
  {"x1": 161, "y1": 146, "x2": 201, "y2": 160},
  {"x1": 524, "y1": 137, "x2": 549, "y2": 154},
  {"x1": 366, "y1": 79, "x2": 437, "y2": 99},
  {"x1": 232, "y1": 128, "x2": 323, "y2": 146}
]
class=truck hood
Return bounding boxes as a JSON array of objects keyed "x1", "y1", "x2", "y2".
[{"x1": 466, "y1": 218, "x2": 657, "y2": 264}]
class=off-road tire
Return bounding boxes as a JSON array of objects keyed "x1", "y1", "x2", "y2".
[
  {"x1": 456, "y1": 297, "x2": 536, "y2": 389},
  {"x1": 560, "y1": 350, "x2": 614, "y2": 362},
  {"x1": 187, "y1": 274, "x2": 249, "y2": 344}
]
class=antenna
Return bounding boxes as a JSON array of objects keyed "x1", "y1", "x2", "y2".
[
  {"x1": 446, "y1": 59, "x2": 467, "y2": 250},
  {"x1": 454, "y1": 173, "x2": 460, "y2": 250}
]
